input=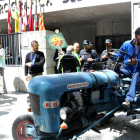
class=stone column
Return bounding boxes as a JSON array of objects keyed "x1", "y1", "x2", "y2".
[{"x1": 20, "y1": 30, "x2": 55, "y2": 92}]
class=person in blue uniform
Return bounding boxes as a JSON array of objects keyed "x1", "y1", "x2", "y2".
[
  {"x1": 79, "y1": 40, "x2": 99, "y2": 72},
  {"x1": 103, "y1": 27, "x2": 140, "y2": 109}
]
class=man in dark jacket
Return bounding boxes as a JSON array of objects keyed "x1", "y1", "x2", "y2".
[
  {"x1": 103, "y1": 27, "x2": 140, "y2": 109},
  {"x1": 100, "y1": 39, "x2": 115, "y2": 69},
  {"x1": 53, "y1": 48, "x2": 66, "y2": 73},
  {"x1": 79, "y1": 40, "x2": 99, "y2": 72},
  {"x1": 25, "y1": 40, "x2": 45, "y2": 81},
  {"x1": 57, "y1": 45, "x2": 80, "y2": 73}
]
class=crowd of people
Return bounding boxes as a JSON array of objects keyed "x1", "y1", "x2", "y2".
[
  {"x1": 53, "y1": 39, "x2": 113, "y2": 73},
  {"x1": 2, "y1": 27, "x2": 140, "y2": 110},
  {"x1": 52, "y1": 27, "x2": 140, "y2": 109}
]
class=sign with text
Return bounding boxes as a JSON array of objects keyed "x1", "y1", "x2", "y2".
[{"x1": 45, "y1": 33, "x2": 68, "y2": 50}]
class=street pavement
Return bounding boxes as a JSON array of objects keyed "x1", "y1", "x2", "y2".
[{"x1": 1, "y1": 92, "x2": 140, "y2": 140}]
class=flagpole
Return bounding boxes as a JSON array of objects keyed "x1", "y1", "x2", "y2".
[
  {"x1": 30, "y1": 0, "x2": 31, "y2": 9},
  {"x1": 34, "y1": 0, "x2": 37, "y2": 31},
  {"x1": 8, "y1": 0, "x2": 10, "y2": 33}
]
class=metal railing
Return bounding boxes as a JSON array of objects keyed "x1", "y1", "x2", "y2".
[{"x1": 0, "y1": 33, "x2": 22, "y2": 66}]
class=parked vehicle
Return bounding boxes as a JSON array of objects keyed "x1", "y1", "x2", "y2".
[{"x1": 12, "y1": 49, "x2": 140, "y2": 140}]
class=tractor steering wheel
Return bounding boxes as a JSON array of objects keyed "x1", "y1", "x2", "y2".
[{"x1": 107, "y1": 49, "x2": 132, "y2": 70}]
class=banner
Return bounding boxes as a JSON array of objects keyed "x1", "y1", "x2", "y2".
[{"x1": 45, "y1": 33, "x2": 68, "y2": 50}]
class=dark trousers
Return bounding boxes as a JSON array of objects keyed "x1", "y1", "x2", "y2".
[
  {"x1": 81, "y1": 67, "x2": 91, "y2": 72},
  {"x1": 0, "y1": 68, "x2": 6, "y2": 93},
  {"x1": 120, "y1": 69, "x2": 140, "y2": 102}
]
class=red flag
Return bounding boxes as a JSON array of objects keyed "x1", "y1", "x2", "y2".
[
  {"x1": 22, "y1": 4, "x2": 27, "y2": 32},
  {"x1": 28, "y1": 8, "x2": 34, "y2": 31},
  {"x1": 7, "y1": 0, "x2": 12, "y2": 34}
]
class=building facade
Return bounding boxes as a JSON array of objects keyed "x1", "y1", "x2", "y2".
[{"x1": 0, "y1": 0, "x2": 140, "y2": 92}]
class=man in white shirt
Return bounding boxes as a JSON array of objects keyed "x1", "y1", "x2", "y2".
[{"x1": 0, "y1": 42, "x2": 6, "y2": 94}]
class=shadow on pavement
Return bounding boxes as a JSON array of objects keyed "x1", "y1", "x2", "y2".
[
  {"x1": 0, "y1": 134, "x2": 7, "y2": 139},
  {"x1": 96, "y1": 113, "x2": 140, "y2": 140},
  {"x1": 0, "y1": 111, "x2": 9, "y2": 116},
  {"x1": 0, "y1": 94, "x2": 17, "y2": 107}
]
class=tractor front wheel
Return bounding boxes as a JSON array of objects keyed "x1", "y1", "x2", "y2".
[{"x1": 12, "y1": 114, "x2": 34, "y2": 140}]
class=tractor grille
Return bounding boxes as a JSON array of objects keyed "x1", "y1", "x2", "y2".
[{"x1": 29, "y1": 93, "x2": 41, "y2": 116}]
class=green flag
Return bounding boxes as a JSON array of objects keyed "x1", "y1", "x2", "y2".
[{"x1": 45, "y1": 33, "x2": 68, "y2": 50}]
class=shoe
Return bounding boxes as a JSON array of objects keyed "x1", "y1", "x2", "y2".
[{"x1": 122, "y1": 99, "x2": 130, "y2": 108}]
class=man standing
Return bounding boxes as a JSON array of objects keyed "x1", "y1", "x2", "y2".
[
  {"x1": 79, "y1": 40, "x2": 99, "y2": 72},
  {"x1": 100, "y1": 39, "x2": 113, "y2": 62},
  {"x1": 100, "y1": 39, "x2": 114, "y2": 69},
  {"x1": 73, "y1": 42, "x2": 80, "y2": 58},
  {"x1": 89, "y1": 42, "x2": 93, "y2": 50},
  {"x1": 53, "y1": 48, "x2": 66, "y2": 74},
  {"x1": 103, "y1": 27, "x2": 140, "y2": 109},
  {"x1": 57, "y1": 45, "x2": 80, "y2": 73},
  {"x1": 0, "y1": 43, "x2": 6, "y2": 94},
  {"x1": 25, "y1": 40, "x2": 45, "y2": 81}
]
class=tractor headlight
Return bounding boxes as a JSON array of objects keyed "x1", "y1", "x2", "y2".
[{"x1": 60, "y1": 107, "x2": 73, "y2": 120}]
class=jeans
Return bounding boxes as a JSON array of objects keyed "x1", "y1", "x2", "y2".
[{"x1": 120, "y1": 69, "x2": 140, "y2": 102}]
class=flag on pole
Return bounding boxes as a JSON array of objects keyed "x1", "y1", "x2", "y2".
[
  {"x1": 14, "y1": 0, "x2": 20, "y2": 33},
  {"x1": 34, "y1": 0, "x2": 38, "y2": 31},
  {"x1": 43, "y1": 13, "x2": 45, "y2": 30},
  {"x1": 18, "y1": 1, "x2": 23, "y2": 32},
  {"x1": 22, "y1": 3, "x2": 27, "y2": 32},
  {"x1": 28, "y1": 0, "x2": 34, "y2": 31},
  {"x1": 39, "y1": 13, "x2": 45, "y2": 30},
  {"x1": 7, "y1": 0, "x2": 12, "y2": 34}
]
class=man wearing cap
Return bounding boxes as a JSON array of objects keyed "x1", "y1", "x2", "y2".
[
  {"x1": 79, "y1": 40, "x2": 99, "y2": 72},
  {"x1": 101, "y1": 39, "x2": 113, "y2": 62},
  {"x1": 89, "y1": 42, "x2": 93, "y2": 50},
  {"x1": 0, "y1": 43, "x2": 6, "y2": 94},
  {"x1": 101, "y1": 39, "x2": 115, "y2": 69},
  {"x1": 103, "y1": 27, "x2": 140, "y2": 109}
]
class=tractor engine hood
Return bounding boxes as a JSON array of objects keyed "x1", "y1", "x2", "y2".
[{"x1": 28, "y1": 70, "x2": 117, "y2": 133}]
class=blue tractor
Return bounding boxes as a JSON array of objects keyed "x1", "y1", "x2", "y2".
[{"x1": 12, "y1": 49, "x2": 140, "y2": 140}]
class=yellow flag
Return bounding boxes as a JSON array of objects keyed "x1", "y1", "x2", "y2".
[
  {"x1": 39, "y1": 13, "x2": 45, "y2": 30},
  {"x1": 14, "y1": 1, "x2": 20, "y2": 33}
]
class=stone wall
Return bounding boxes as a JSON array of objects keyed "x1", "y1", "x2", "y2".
[{"x1": 60, "y1": 18, "x2": 131, "y2": 51}]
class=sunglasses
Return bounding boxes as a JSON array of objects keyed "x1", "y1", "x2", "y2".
[
  {"x1": 34, "y1": 44, "x2": 39, "y2": 47},
  {"x1": 83, "y1": 44, "x2": 88, "y2": 46}
]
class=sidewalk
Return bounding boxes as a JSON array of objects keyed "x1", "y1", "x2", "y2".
[
  {"x1": 1, "y1": 92, "x2": 140, "y2": 140},
  {"x1": 0, "y1": 91, "x2": 30, "y2": 140}
]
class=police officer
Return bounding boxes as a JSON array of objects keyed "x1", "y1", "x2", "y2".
[
  {"x1": 53, "y1": 48, "x2": 66, "y2": 73},
  {"x1": 100, "y1": 39, "x2": 113, "y2": 62},
  {"x1": 89, "y1": 42, "x2": 93, "y2": 50},
  {"x1": 79, "y1": 40, "x2": 99, "y2": 72},
  {"x1": 57, "y1": 45, "x2": 80, "y2": 73},
  {"x1": 101, "y1": 39, "x2": 116, "y2": 69}
]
